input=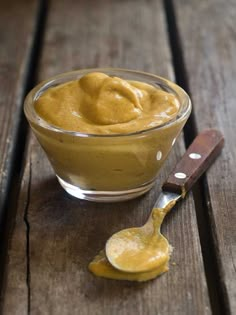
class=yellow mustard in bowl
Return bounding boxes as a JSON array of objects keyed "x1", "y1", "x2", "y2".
[{"x1": 24, "y1": 69, "x2": 191, "y2": 202}]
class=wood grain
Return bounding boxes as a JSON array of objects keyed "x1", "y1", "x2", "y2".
[
  {"x1": 0, "y1": 0, "x2": 40, "y2": 231},
  {"x1": 0, "y1": 0, "x2": 41, "y2": 309},
  {"x1": 3, "y1": 0, "x2": 211, "y2": 314},
  {"x1": 173, "y1": 0, "x2": 236, "y2": 313},
  {"x1": 1, "y1": 159, "x2": 30, "y2": 314}
]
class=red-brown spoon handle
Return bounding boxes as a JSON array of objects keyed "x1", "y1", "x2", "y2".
[{"x1": 162, "y1": 129, "x2": 224, "y2": 197}]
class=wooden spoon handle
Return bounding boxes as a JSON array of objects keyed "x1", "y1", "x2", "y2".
[{"x1": 162, "y1": 129, "x2": 224, "y2": 197}]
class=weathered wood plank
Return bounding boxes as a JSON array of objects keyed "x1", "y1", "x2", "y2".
[
  {"x1": 3, "y1": 0, "x2": 211, "y2": 314},
  {"x1": 173, "y1": 0, "x2": 236, "y2": 313},
  {"x1": 0, "y1": 0, "x2": 41, "y2": 310},
  {"x1": 1, "y1": 159, "x2": 30, "y2": 314},
  {"x1": 0, "y1": 0, "x2": 41, "y2": 232}
]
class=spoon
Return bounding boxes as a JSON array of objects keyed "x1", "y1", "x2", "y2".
[{"x1": 105, "y1": 129, "x2": 224, "y2": 273}]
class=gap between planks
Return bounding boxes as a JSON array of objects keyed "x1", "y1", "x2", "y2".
[
  {"x1": 23, "y1": 156, "x2": 32, "y2": 315},
  {"x1": 163, "y1": 0, "x2": 229, "y2": 314},
  {"x1": 0, "y1": 0, "x2": 48, "y2": 313}
]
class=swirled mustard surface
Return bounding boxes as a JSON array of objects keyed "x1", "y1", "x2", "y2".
[{"x1": 35, "y1": 72, "x2": 180, "y2": 134}]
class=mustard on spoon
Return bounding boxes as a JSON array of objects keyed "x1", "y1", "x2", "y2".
[{"x1": 105, "y1": 130, "x2": 224, "y2": 273}]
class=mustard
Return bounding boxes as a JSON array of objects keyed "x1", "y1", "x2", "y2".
[
  {"x1": 32, "y1": 72, "x2": 185, "y2": 281},
  {"x1": 32, "y1": 73, "x2": 185, "y2": 192},
  {"x1": 89, "y1": 207, "x2": 171, "y2": 282},
  {"x1": 34, "y1": 72, "x2": 180, "y2": 134}
]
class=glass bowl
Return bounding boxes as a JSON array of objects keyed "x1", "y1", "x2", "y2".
[{"x1": 24, "y1": 68, "x2": 191, "y2": 202}]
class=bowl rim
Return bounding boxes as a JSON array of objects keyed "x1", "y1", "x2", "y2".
[{"x1": 24, "y1": 67, "x2": 192, "y2": 138}]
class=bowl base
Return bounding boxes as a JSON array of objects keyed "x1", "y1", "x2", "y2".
[{"x1": 57, "y1": 176, "x2": 155, "y2": 202}]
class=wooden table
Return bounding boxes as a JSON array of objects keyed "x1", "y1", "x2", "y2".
[{"x1": 0, "y1": 0, "x2": 235, "y2": 314}]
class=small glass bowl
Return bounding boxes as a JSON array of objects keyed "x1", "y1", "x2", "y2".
[{"x1": 24, "y1": 68, "x2": 191, "y2": 202}]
